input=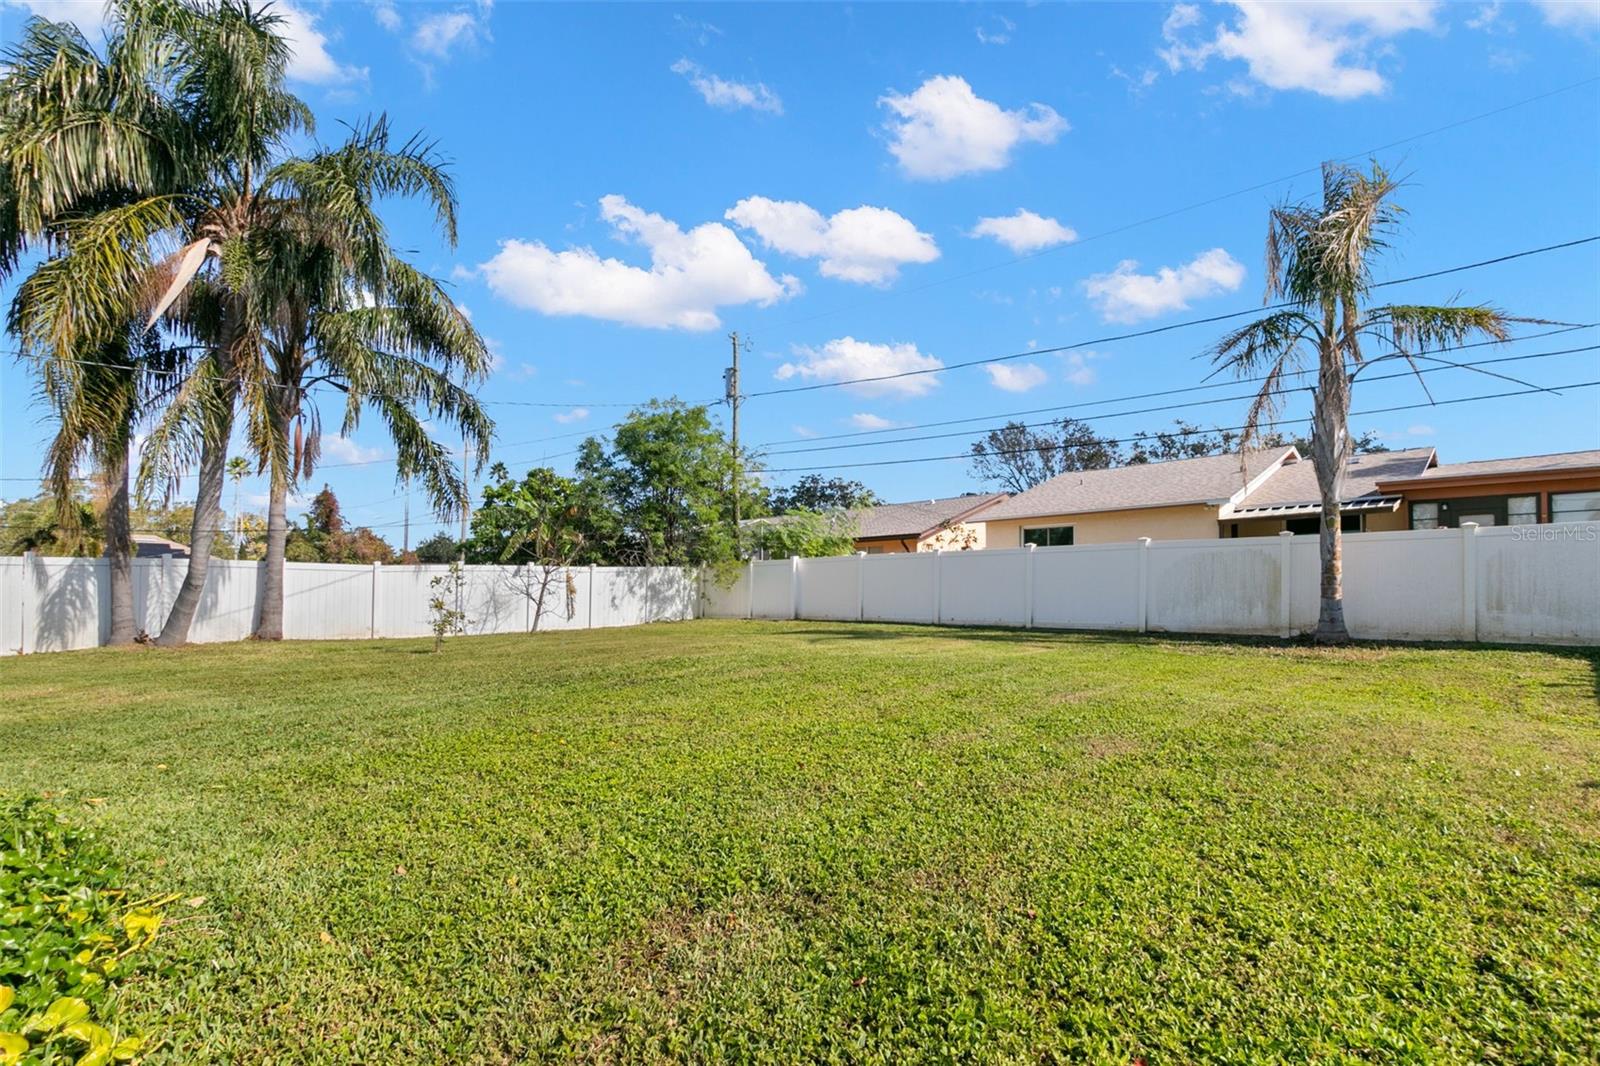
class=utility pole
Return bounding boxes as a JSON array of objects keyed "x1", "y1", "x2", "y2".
[
  {"x1": 402, "y1": 490, "x2": 410, "y2": 555},
  {"x1": 725, "y1": 332, "x2": 742, "y2": 527},
  {"x1": 458, "y1": 437, "x2": 470, "y2": 561}
]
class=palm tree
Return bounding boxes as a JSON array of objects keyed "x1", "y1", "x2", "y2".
[
  {"x1": 226, "y1": 454, "x2": 248, "y2": 549},
  {"x1": 1212, "y1": 162, "x2": 1520, "y2": 644},
  {"x1": 247, "y1": 120, "x2": 492, "y2": 640},
  {"x1": 7, "y1": 0, "x2": 324, "y2": 646},
  {"x1": 1, "y1": 9, "x2": 189, "y2": 645}
]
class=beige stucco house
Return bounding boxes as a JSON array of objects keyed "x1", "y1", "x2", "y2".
[
  {"x1": 853, "y1": 493, "x2": 1009, "y2": 553},
  {"x1": 975, "y1": 446, "x2": 1600, "y2": 547}
]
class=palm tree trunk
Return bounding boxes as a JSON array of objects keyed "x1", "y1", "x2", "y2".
[
  {"x1": 1310, "y1": 332, "x2": 1353, "y2": 645},
  {"x1": 156, "y1": 412, "x2": 232, "y2": 646},
  {"x1": 101, "y1": 441, "x2": 136, "y2": 646},
  {"x1": 254, "y1": 472, "x2": 289, "y2": 640}
]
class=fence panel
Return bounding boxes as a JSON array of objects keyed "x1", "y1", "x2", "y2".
[
  {"x1": 1032, "y1": 544, "x2": 1141, "y2": 631},
  {"x1": 750, "y1": 561, "x2": 793, "y2": 619},
  {"x1": 1339, "y1": 530, "x2": 1466, "y2": 641},
  {"x1": 862, "y1": 552, "x2": 936, "y2": 623},
  {"x1": 797, "y1": 556, "x2": 860, "y2": 621},
  {"x1": 1145, "y1": 539, "x2": 1283, "y2": 635},
  {"x1": 1476, "y1": 523, "x2": 1600, "y2": 644},
  {"x1": 939, "y1": 549, "x2": 1028, "y2": 627}
]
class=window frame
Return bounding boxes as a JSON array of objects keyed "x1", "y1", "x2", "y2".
[
  {"x1": 1551, "y1": 490, "x2": 1600, "y2": 523},
  {"x1": 1020, "y1": 524, "x2": 1075, "y2": 548}
]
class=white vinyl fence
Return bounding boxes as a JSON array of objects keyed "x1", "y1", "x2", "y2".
[
  {"x1": 1, "y1": 556, "x2": 697, "y2": 655},
  {"x1": 704, "y1": 523, "x2": 1600, "y2": 646}
]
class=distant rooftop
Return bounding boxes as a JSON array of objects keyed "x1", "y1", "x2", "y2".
[
  {"x1": 981, "y1": 448, "x2": 1293, "y2": 522},
  {"x1": 856, "y1": 493, "x2": 1008, "y2": 539}
]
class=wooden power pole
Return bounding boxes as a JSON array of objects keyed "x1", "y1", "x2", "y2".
[{"x1": 725, "y1": 332, "x2": 742, "y2": 527}]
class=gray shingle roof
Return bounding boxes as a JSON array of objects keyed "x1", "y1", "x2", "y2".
[
  {"x1": 979, "y1": 448, "x2": 1294, "y2": 522},
  {"x1": 1382, "y1": 448, "x2": 1600, "y2": 484},
  {"x1": 1235, "y1": 447, "x2": 1435, "y2": 511},
  {"x1": 856, "y1": 493, "x2": 1008, "y2": 539}
]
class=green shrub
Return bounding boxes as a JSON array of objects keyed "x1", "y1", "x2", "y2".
[{"x1": 1, "y1": 798, "x2": 175, "y2": 1065}]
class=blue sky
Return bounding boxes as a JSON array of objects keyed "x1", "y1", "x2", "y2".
[{"x1": 3, "y1": 0, "x2": 1598, "y2": 546}]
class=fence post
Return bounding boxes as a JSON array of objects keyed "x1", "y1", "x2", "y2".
[
  {"x1": 370, "y1": 561, "x2": 381, "y2": 639},
  {"x1": 1278, "y1": 531, "x2": 1294, "y2": 638},
  {"x1": 933, "y1": 549, "x2": 944, "y2": 626},
  {"x1": 19, "y1": 550, "x2": 36, "y2": 654},
  {"x1": 587, "y1": 564, "x2": 596, "y2": 628},
  {"x1": 1024, "y1": 543, "x2": 1037, "y2": 629},
  {"x1": 1461, "y1": 522, "x2": 1480, "y2": 642},
  {"x1": 856, "y1": 552, "x2": 867, "y2": 622},
  {"x1": 1136, "y1": 538, "x2": 1151, "y2": 634},
  {"x1": 789, "y1": 555, "x2": 800, "y2": 620},
  {"x1": 745, "y1": 560, "x2": 755, "y2": 620}
]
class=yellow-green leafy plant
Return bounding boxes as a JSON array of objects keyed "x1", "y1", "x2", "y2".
[{"x1": 1, "y1": 798, "x2": 177, "y2": 1065}]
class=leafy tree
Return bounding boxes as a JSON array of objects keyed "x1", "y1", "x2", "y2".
[
  {"x1": 1212, "y1": 162, "x2": 1519, "y2": 644},
  {"x1": 969, "y1": 418, "x2": 1123, "y2": 493},
  {"x1": 742, "y1": 509, "x2": 859, "y2": 560},
  {"x1": 768, "y1": 475, "x2": 879, "y2": 513},
  {"x1": 0, "y1": 492, "x2": 101, "y2": 556},
  {"x1": 576, "y1": 400, "x2": 756, "y2": 566},
  {"x1": 413, "y1": 532, "x2": 461, "y2": 564},
  {"x1": 464, "y1": 464, "x2": 601, "y2": 628},
  {"x1": 281, "y1": 485, "x2": 397, "y2": 564}
]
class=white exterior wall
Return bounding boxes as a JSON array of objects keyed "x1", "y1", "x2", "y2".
[{"x1": 1, "y1": 557, "x2": 697, "y2": 655}]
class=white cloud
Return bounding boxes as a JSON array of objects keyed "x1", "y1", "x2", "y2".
[
  {"x1": 671, "y1": 59, "x2": 783, "y2": 114},
  {"x1": 479, "y1": 194, "x2": 800, "y2": 331},
  {"x1": 1535, "y1": 0, "x2": 1600, "y2": 30},
  {"x1": 412, "y1": 2, "x2": 491, "y2": 59},
  {"x1": 984, "y1": 363, "x2": 1049, "y2": 393},
  {"x1": 726, "y1": 197, "x2": 939, "y2": 285},
  {"x1": 1160, "y1": 1, "x2": 1439, "y2": 100},
  {"x1": 970, "y1": 209, "x2": 1078, "y2": 254},
  {"x1": 1061, "y1": 351, "x2": 1099, "y2": 387},
  {"x1": 372, "y1": 0, "x2": 401, "y2": 32},
  {"x1": 790, "y1": 425, "x2": 818, "y2": 438},
  {"x1": 3, "y1": 1, "x2": 107, "y2": 36},
  {"x1": 848, "y1": 413, "x2": 907, "y2": 430},
  {"x1": 776, "y1": 337, "x2": 943, "y2": 398},
  {"x1": 879, "y1": 75, "x2": 1067, "y2": 180},
  {"x1": 277, "y1": 2, "x2": 367, "y2": 85},
  {"x1": 320, "y1": 435, "x2": 386, "y2": 465},
  {"x1": 1083, "y1": 249, "x2": 1245, "y2": 323},
  {"x1": 553, "y1": 407, "x2": 590, "y2": 424},
  {"x1": 976, "y1": 15, "x2": 1015, "y2": 45}
]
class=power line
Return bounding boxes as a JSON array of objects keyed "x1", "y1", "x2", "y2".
[
  {"x1": 756, "y1": 344, "x2": 1600, "y2": 458},
  {"x1": 757, "y1": 380, "x2": 1600, "y2": 473},
  {"x1": 758, "y1": 75, "x2": 1600, "y2": 331},
  {"x1": 747, "y1": 235, "x2": 1600, "y2": 398},
  {"x1": 753, "y1": 325, "x2": 1599, "y2": 448}
]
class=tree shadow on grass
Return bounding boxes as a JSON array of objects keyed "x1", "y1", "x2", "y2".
[{"x1": 768, "y1": 621, "x2": 1600, "y2": 704}]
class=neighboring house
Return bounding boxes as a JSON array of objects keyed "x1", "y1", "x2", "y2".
[
  {"x1": 853, "y1": 493, "x2": 1009, "y2": 553},
  {"x1": 977, "y1": 446, "x2": 1600, "y2": 548},
  {"x1": 131, "y1": 534, "x2": 191, "y2": 559}
]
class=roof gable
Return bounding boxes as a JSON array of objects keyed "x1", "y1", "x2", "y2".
[
  {"x1": 1234, "y1": 447, "x2": 1435, "y2": 512},
  {"x1": 979, "y1": 448, "x2": 1296, "y2": 522},
  {"x1": 855, "y1": 493, "x2": 1008, "y2": 539}
]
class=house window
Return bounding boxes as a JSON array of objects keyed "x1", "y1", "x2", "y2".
[
  {"x1": 1411, "y1": 501, "x2": 1440, "y2": 529},
  {"x1": 1409, "y1": 495, "x2": 1537, "y2": 530},
  {"x1": 1022, "y1": 525, "x2": 1074, "y2": 547},
  {"x1": 1552, "y1": 491, "x2": 1600, "y2": 523},
  {"x1": 1507, "y1": 495, "x2": 1539, "y2": 525}
]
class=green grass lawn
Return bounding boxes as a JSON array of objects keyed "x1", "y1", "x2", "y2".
[{"x1": 4, "y1": 621, "x2": 1598, "y2": 1063}]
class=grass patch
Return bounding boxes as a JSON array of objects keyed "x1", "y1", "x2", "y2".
[{"x1": 2, "y1": 621, "x2": 1597, "y2": 1062}]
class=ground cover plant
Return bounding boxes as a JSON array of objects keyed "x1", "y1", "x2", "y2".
[
  {"x1": 2, "y1": 621, "x2": 1597, "y2": 1062},
  {"x1": 1, "y1": 798, "x2": 176, "y2": 1065}
]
